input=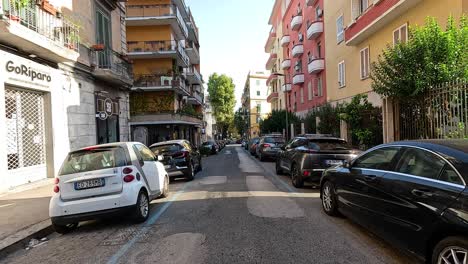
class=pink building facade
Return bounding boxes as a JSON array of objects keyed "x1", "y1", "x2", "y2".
[{"x1": 279, "y1": 0, "x2": 326, "y2": 117}]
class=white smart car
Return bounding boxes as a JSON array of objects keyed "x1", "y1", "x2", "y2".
[{"x1": 49, "y1": 142, "x2": 169, "y2": 234}]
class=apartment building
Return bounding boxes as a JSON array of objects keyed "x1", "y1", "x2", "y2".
[
  {"x1": 126, "y1": 0, "x2": 203, "y2": 146},
  {"x1": 265, "y1": 0, "x2": 327, "y2": 118},
  {"x1": 241, "y1": 71, "x2": 271, "y2": 138},
  {"x1": 203, "y1": 95, "x2": 215, "y2": 141},
  {"x1": 0, "y1": 0, "x2": 132, "y2": 191},
  {"x1": 324, "y1": 0, "x2": 466, "y2": 141}
]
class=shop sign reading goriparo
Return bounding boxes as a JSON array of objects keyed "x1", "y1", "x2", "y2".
[{"x1": 6, "y1": 61, "x2": 52, "y2": 82}]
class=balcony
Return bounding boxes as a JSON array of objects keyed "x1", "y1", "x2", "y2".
[
  {"x1": 292, "y1": 44, "x2": 303, "y2": 58},
  {"x1": 281, "y1": 59, "x2": 291, "y2": 70},
  {"x1": 280, "y1": 35, "x2": 290, "y2": 47},
  {"x1": 185, "y1": 41, "x2": 200, "y2": 64},
  {"x1": 264, "y1": 28, "x2": 276, "y2": 52},
  {"x1": 188, "y1": 91, "x2": 203, "y2": 105},
  {"x1": 0, "y1": 1, "x2": 79, "y2": 63},
  {"x1": 90, "y1": 49, "x2": 133, "y2": 87},
  {"x1": 291, "y1": 15, "x2": 303, "y2": 31},
  {"x1": 307, "y1": 21, "x2": 323, "y2": 40},
  {"x1": 127, "y1": 40, "x2": 189, "y2": 67},
  {"x1": 306, "y1": 0, "x2": 319, "y2": 6},
  {"x1": 282, "y1": 83, "x2": 292, "y2": 92},
  {"x1": 130, "y1": 111, "x2": 203, "y2": 126},
  {"x1": 308, "y1": 58, "x2": 324, "y2": 74},
  {"x1": 187, "y1": 22, "x2": 199, "y2": 42},
  {"x1": 132, "y1": 74, "x2": 189, "y2": 95},
  {"x1": 345, "y1": 0, "x2": 422, "y2": 45},
  {"x1": 292, "y1": 73, "x2": 304, "y2": 85},
  {"x1": 266, "y1": 92, "x2": 278, "y2": 103},
  {"x1": 266, "y1": 73, "x2": 278, "y2": 86},
  {"x1": 185, "y1": 67, "x2": 203, "y2": 85},
  {"x1": 265, "y1": 53, "x2": 277, "y2": 70},
  {"x1": 126, "y1": 4, "x2": 188, "y2": 39}
]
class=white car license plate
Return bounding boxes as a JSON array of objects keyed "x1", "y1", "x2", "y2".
[
  {"x1": 74, "y1": 178, "x2": 105, "y2": 190},
  {"x1": 326, "y1": 160, "x2": 343, "y2": 166},
  {"x1": 164, "y1": 165, "x2": 171, "y2": 169}
]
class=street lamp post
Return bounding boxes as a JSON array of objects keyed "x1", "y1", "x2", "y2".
[{"x1": 272, "y1": 73, "x2": 289, "y2": 140}]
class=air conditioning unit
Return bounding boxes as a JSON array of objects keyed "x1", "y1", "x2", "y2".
[{"x1": 317, "y1": 8, "x2": 323, "y2": 18}]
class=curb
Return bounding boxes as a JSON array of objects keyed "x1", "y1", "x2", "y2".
[{"x1": 0, "y1": 219, "x2": 54, "y2": 260}]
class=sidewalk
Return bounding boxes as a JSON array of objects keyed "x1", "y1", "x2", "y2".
[{"x1": 0, "y1": 179, "x2": 54, "y2": 255}]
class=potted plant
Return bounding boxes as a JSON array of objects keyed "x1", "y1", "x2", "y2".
[
  {"x1": 66, "y1": 31, "x2": 80, "y2": 49},
  {"x1": 41, "y1": 0, "x2": 56, "y2": 16},
  {"x1": 91, "y1": 44, "x2": 105, "y2": 51}
]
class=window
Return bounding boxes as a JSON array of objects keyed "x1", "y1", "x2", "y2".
[
  {"x1": 257, "y1": 91, "x2": 260, "y2": 96},
  {"x1": 300, "y1": 87, "x2": 304, "y2": 103},
  {"x1": 256, "y1": 115, "x2": 261, "y2": 123},
  {"x1": 360, "y1": 47, "x2": 370, "y2": 79},
  {"x1": 256, "y1": 103, "x2": 261, "y2": 113},
  {"x1": 338, "y1": 61, "x2": 346, "y2": 87},
  {"x1": 359, "y1": 0, "x2": 369, "y2": 14},
  {"x1": 95, "y1": 5, "x2": 112, "y2": 66},
  {"x1": 393, "y1": 24, "x2": 408, "y2": 45},
  {"x1": 295, "y1": 59, "x2": 302, "y2": 73},
  {"x1": 308, "y1": 81, "x2": 312, "y2": 100},
  {"x1": 395, "y1": 148, "x2": 446, "y2": 180},
  {"x1": 315, "y1": 6, "x2": 321, "y2": 20},
  {"x1": 317, "y1": 77, "x2": 323, "y2": 96},
  {"x1": 439, "y1": 165, "x2": 464, "y2": 185},
  {"x1": 317, "y1": 42, "x2": 322, "y2": 58},
  {"x1": 353, "y1": 147, "x2": 400, "y2": 170},
  {"x1": 336, "y1": 15, "x2": 344, "y2": 43},
  {"x1": 135, "y1": 144, "x2": 156, "y2": 162},
  {"x1": 59, "y1": 147, "x2": 127, "y2": 176}
]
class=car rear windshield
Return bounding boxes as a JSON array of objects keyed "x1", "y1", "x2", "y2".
[
  {"x1": 59, "y1": 147, "x2": 127, "y2": 176},
  {"x1": 151, "y1": 144, "x2": 182, "y2": 154},
  {"x1": 308, "y1": 139, "x2": 350, "y2": 151},
  {"x1": 264, "y1": 137, "x2": 285, "y2": 144},
  {"x1": 202, "y1": 142, "x2": 214, "y2": 146}
]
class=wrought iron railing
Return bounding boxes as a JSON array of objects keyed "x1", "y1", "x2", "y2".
[
  {"x1": 127, "y1": 40, "x2": 189, "y2": 65},
  {"x1": 2, "y1": 0, "x2": 79, "y2": 51},
  {"x1": 133, "y1": 74, "x2": 188, "y2": 93},
  {"x1": 91, "y1": 49, "x2": 133, "y2": 81},
  {"x1": 396, "y1": 80, "x2": 468, "y2": 140}
]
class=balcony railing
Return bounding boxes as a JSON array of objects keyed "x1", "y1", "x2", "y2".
[
  {"x1": 91, "y1": 49, "x2": 133, "y2": 84},
  {"x1": 292, "y1": 73, "x2": 304, "y2": 85},
  {"x1": 265, "y1": 53, "x2": 278, "y2": 70},
  {"x1": 127, "y1": 40, "x2": 189, "y2": 66},
  {"x1": 291, "y1": 15, "x2": 303, "y2": 31},
  {"x1": 292, "y1": 44, "x2": 304, "y2": 57},
  {"x1": 282, "y1": 83, "x2": 292, "y2": 92},
  {"x1": 133, "y1": 74, "x2": 189, "y2": 94},
  {"x1": 306, "y1": 21, "x2": 323, "y2": 40},
  {"x1": 280, "y1": 35, "x2": 290, "y2": 47},
  {"x1": 308, "y1": 58, "x2": 324, "y2": 74},
  {"x1": 2, "y1": 0, "x2": 79, "y2": 52},
  {"x1": 281, "y1": 59, "x2": 291, "y2": 70},
  {"x1": 185, "y1": 40, "x2": 200, "y2": 64},
  {"x1": 126, "y1": 4, "x2": 188, "y2": 37}
]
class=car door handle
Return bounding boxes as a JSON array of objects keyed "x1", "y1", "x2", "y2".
[
  {"x1": 363, "y1": 175, "x2": 378, "y2": 182},
  {"x1": 411, "y1": 189, "x2": 434, "y2": 198}
]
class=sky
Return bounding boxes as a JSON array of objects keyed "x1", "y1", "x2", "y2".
[{"x1": 185, "y1": 0, "x2": 274, "y2": 109}]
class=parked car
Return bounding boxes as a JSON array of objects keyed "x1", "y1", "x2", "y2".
[
  {"x1": 276, "y1": 135, "x2": 360, "y2": 187},
  {"x1": 49, "y1": 142, "x2": 169, "y2": 234},
  {"x1": 320, "y1": 140, "x2": 468, "y2": 264},
  {"x1": 256, "y1": 135, "x2": 285, "y2": 161},
  {"x1": 249, "y1": 137, "x2": 260, "y2": 156},
  {"x1": 200, "y1": 141, "x2": 219, "y2": 155},
  {"x1": 150, "y1": 140, "x2": 202, "y2": 181}
]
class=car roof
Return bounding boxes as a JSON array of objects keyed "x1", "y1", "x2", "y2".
[
  {"x1": 296, "y1": 135, "x2": 346, "y2": 141},
  {"x1": 72, "y1": 142, "x2": 131, "y2": 152},
  {"x1": 149, "y1": 140, "x2": 187, "y2": 147},
  {"x1": 385, "y1": 139, "x2": 468, "y2": 161}
]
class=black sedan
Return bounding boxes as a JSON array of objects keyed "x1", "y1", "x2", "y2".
[
  {"x1": 320, "y1": 140, "x2": 468, "y2": 264},
  {"x1": 276, "y1": 135, "x2": 360, "y2": 187},
  {"x1": 150, "y1": 140, "x2": 202, "y2": 181},
  {"x1": 200, "y1": 141, "x2": 219, "y2": 155}
]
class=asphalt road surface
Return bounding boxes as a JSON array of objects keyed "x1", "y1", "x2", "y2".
[{"x1": 1, "y1": 145, "x2": 420, "y2": 264}]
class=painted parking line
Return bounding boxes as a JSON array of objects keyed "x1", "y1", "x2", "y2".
[{"x1": 107, "y1": 181, "x2": 192, "y2": 264}]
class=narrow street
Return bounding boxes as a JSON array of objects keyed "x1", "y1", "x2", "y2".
[{"x1": 1, "y1": 145, "x2": 419, "y2": 264}]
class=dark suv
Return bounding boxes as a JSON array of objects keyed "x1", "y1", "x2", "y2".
[
  {"x1": 256, "y1": 135, "x2": 285, "y2": 161},
  {"x1": 276, "y1": 135, "x2": 361, "y2": 188},
  {"x1": 150, "y1": 140, "x2": 202, "y2": 181}
]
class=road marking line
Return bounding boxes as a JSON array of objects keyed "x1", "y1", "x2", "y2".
[{"x1": 107, "y1": 181, "x2": 192, "y2": 264}]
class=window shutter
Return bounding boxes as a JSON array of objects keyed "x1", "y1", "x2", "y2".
[
  {"x1": 351, "y1": 0, "x2": 359, "y2": 20},
  {"x1": 308, "y1": 81, "x2": 312, "y2": 100}
]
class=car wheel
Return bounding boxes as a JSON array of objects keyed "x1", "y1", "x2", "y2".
[
  {"x1": 160, "y1": 175, "x2": 169, "y2": 198},
  {"x1": 52, "y1": 222, "x2": 78, "y2": 234},
  {"x1": 291, "y1": 164, "x2": 304, "y2": 188},
  {"x1": 321, "y1": 181, "x2": 339, "y2": 216},
  {"x1": 134, "y1": 191, "x2": 150, "y2": 223},
  {"x1": 275, "y1": 160, "x2": 283, "y2": 175},
  {"x1": 185, "y1": 162, "x2": 194, "y2": 181},
  {"x1": 432, "y1": 237, "x2": 468, "y2": 264}
]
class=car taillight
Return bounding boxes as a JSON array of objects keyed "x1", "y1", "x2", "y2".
[
  {"x1": 123, "y1": 167, "x2": 133, "y2": 174},
  {"x1": 303, "y1": 171, "x2": 311, "y2": 177},
  {"x1": 54, "y1": 178, "x2": 59, "y2": 184},
  {"x1": 53, "y1": 185, "x2": 60, "y2": 193},
  {"x1": 173, "y1": 151, "x2": 188, "y2": 158},
  {"x1": 123, "y1": 175, "x2": 135, "y2": 183},
  {"x1": 262, "y1": 143, "x2": 272, "y2": 148}
]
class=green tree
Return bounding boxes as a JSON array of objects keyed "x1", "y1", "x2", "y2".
[
  {"x1": 233, "y1": 108, "x2": 246, "y2": 137},
  {"x1": 207, "y1": 73, "x2": 236, "y2": 138},
  {"x1": 259, "y1": 110, "x2": 301, "y2": 135},
  {"x1": 371, "y1": 16, "x2": 468, "y2": 98}
]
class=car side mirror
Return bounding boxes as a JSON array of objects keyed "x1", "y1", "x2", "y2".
[
  {"x1": 343, "y1": 160, "x2": 351, "y2": 169},
  {"x1": 157, "y1": 155, "x2": 164, "y2": 161}
]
